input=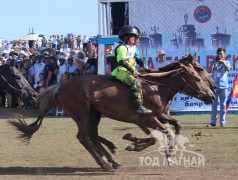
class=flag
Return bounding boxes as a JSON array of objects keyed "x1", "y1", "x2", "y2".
[{"x1": 226, "y1": 74, "x2": 238, "y2": 113}]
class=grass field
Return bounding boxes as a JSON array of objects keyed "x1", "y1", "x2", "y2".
[{"x1": 0, "y1": 108, "x2": 237, "y2": 179}]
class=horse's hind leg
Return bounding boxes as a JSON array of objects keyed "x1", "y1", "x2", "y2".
[
  {"x1": 89, "y1": 107, "x2": 122, "y2": 169},
  {"x1": 69, "y1": 110, "x2": 113, "y2": 171},
  {"x1": 98, "y1": 136, "x2": 118, "y2": 154}
]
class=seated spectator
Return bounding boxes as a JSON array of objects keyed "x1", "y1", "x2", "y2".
[
  {"x1": 60, "y1": 73, "x2": 69, "y2": 84},
  {"x1": 67, "y1": 57, "x2": 78, "y2": 73},
  {"x1": 75, "y1": 51, "x2": 88, "y2": 74},
  {"x1": 69, "y1": 73, "x2": 75, "y2": 80},
  {"x1": 84, "y1": 55, "x2": 98, "y2": 75},
  {"x1": 16, "y1": 58, "x2": 24, "y2": 71},
  {"x1": 24, "y1": 59, "x2": 36, "y2": 86},
  {"x1": 74, "y1": 69, "x2": 80, "y2": 77},
  {"x1": 33, "y1": 73, "x2": 46, "y2": 93}
]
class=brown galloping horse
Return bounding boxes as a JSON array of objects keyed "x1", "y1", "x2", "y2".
[
  {"x1": 9, "y1": 60, "x2": 215, "y2": 171},
  {"x1": 118, "y1": 55, "x2": 216, "y2": 155}
]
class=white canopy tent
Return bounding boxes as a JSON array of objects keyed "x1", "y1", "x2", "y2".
[{"x1": 19, "y1": 33, "x2": 42, "y2": 41}]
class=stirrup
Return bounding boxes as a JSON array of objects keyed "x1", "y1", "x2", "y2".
[{"x1": 137, "y1": 106, "x2": 152, "y2": 114}]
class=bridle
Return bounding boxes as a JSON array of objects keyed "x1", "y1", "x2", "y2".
[
  {"x1": 175, "y1": 69, "x2": 203, "y2": 98},
  {"x1": 0, "y1": 72, "x2": 28, "y2": 97}
]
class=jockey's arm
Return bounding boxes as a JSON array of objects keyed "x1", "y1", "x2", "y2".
[
  {"x1": 116, "y1": 45, "x2": 134, "y2": 74},
  {"x1": 118, "y1": 60, "x2": 134, "y2": 74}
]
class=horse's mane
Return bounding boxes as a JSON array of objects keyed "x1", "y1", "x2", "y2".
[{"x1": 158, "y1": 62, "x2": 180, "y2": 72}]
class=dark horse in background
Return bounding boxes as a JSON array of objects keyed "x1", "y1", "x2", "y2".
[
  {"x1": 0, "y1": 64, "x2": 37, "y2": 103},
  {"x1": 9, "y1": 55, "x2": 215, "y2": 171}
]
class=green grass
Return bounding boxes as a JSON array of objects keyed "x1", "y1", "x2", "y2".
[{"x1": 0, "y1": 108, "x2": 237, "y2": 179}]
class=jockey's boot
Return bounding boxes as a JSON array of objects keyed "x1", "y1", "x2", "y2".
[
  {"x1": 134, "y1": 98, "x2": 152, "y2": 115},
  {"x1": 137, "y1": 106, "x2": 152, "y2": 114}
]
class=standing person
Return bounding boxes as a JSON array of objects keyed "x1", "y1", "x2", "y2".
[
  {"x1": 87, "y1": 40, "x2": 97, "y2": 58},
  {"x1": 76, "y1": 35, "x2": 82, "y2": 50},
  {"x1": 12, "y1": 42, "x2": 20, "y2": 53},
  {"x1": 34, "y1": 55, "x2": 45, "y2": 84},
  {"x1": 154, "y1": 50, "x2": 170, "y2": 71},
  {"x1": 62, "y1": 44, "x2": 70, "y2": 58},
  {"x1": 67, "y1": 57, "x2": 78, "y2": 73},
  {"x1": 44, "y1": 56, "x2": 55, "y2": 87},
  {"x1": 17, "y1": 39, "x2": 22, "y2": 47},
  {"x1": 208, "y1": 47, "x2": 230, "y2": 127},
  {"x1": 57, "y1": 55, "x2": 68, "y2": 83},
  {"x1": 111, "y1": 25, "x2": 152, "y2": 114},
  {"x1": 70, "y1": 36, "x2": 75, "y2": 49},
  {"x1": 52, "y1": 35, "x2": 57, "y2": 50},
  {"x1": 41, "y1": 36, "x2": 47, "y2": 47},
  {"x1": 24, "y1": 59, "x2": 36, "y2": 86},
  {"x1": 60, "y1": 34, "x2": 64, "y2": 45},
  {"x1": 82, "y1": 35, "x2": 89, "y2": 53}
]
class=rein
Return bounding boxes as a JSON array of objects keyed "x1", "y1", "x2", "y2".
[{"x1": 137, "y1": 69, "x2": 202, "y2": 97}]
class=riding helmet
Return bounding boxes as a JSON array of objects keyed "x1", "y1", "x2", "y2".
[{"x1": 118, "y1": 25, "x2": 139, "y2": 40}]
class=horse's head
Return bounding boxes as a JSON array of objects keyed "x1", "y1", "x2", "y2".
[
  {"x1": 0, "y1": 65, "x2": 37, "y2": 102},
  {"x1": 180, "y1": 54, "x2": 217, "y2": 93},
  {"x1": 140, "y1": 61, "x2": 215, "y2": 104},
  {"x1": 179, "y1": 63, "x2": 215, "y2": 104}
]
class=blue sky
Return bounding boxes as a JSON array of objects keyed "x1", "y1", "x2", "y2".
[{"x1": 0, "y1": 0, "x2": 98, "y2": 40}]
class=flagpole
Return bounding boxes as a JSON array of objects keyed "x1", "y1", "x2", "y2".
[{"x1": 226, "y1": 74, "x2": 238, "y2": 113}]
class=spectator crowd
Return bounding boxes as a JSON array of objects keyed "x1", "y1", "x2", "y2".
[{"x1": 0, "y1": 34, "x2": 98, "y2": 108}]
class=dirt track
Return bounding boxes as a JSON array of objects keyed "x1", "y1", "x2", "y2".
[{"x1": 0, "y1": 109, "x2": 237, "y2": 179}]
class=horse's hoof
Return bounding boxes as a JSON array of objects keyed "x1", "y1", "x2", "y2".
[
  {"x1": 125, "y1": 144, "x2": 135, "y2": 151},
  {"x1": 165, "y1": 157, "x2": 173, "y2": 166},
  {"x1": 110, "y1": 148, "x2": 118, "y2": 155},
  {"x1": 122, "y1": 133, "x2": 133, "y2": 140},
  {"x1": 102, "y1": 163, "x2": 114, "y2": 172},
  {"x1": 112, "y1": 161, "x2": 122, "y2": 169}
]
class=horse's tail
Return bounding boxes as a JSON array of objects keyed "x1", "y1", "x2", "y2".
[
  {"x1": 8, "y1": 84, "x2": 61, "y2": 143},
  {"x1": 37, "y1": 84, "x2": 60, "y2": 113}
]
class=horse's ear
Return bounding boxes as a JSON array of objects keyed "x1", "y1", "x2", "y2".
[{"x1": 194, "y1": 53, "x2": 197, "y2": 58}]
